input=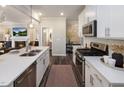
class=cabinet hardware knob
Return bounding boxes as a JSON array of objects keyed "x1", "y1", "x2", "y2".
[
  {"x1": 90, "y1": 75, "x2": 94, "y2": 86},
  {"x1": 43, "y1": 59, "x2": 45, "y2": 65}
]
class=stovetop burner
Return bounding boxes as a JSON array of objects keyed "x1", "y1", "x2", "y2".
[
  {"x1": 76, "y1": 48, "x2": 108, "y2": 57},
  {"x1": 76, "y1": 49, "x2": 104, "y2": 56}
]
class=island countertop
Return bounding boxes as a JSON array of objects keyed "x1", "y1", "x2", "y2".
[
  {"x1": 0, "y1": 46, "x2": 49, "y2": 87},
  {"x1": 84, "y1": 56, "x2": 124, "y2": 86}
]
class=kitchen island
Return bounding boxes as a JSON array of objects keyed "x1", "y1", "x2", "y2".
[
  {"x1": 85, "y1": 56, "x2": 124, "y2": 87},
  {"x1": 0, "y1": 46, "x2": 49, "y2": 87}
]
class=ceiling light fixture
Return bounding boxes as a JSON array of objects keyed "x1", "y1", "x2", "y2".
[{"x1": 60, "y1": 12, "x2": 64, "y2": 16}]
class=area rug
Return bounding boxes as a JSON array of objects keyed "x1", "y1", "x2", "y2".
[{"x1": 46, "y1": 65, "x2": 78, "y2": 87}]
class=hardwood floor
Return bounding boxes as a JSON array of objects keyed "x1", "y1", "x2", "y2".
[{"x1": 40, "y1": 53, "x2": 82, "y2": 87}]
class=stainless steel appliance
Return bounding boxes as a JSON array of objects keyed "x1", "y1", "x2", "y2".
[
  {"x1": 82, "y1": 20, "x2": 97, "y2": 37},
  {"x1": 75, "y1": 42, "x2": 108, "y2": 86}
]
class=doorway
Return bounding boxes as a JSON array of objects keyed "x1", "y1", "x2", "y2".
[{"x1": 42, "y1": 27, "x2": 52, "y2": 51}]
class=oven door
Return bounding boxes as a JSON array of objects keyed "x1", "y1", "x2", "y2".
[{"x1": 76, "y1": 55, "x2": 85, "y2": 85}]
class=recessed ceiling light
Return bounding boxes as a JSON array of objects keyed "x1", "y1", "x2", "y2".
[
  {"x1": 39, "y1": 12, "x2": 43, "y2": 16},
  {"x1": 60, "y1": 12, "x2": 64, "y2": 16}
]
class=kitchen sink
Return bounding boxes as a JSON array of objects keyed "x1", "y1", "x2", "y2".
[
  {"x1": 20, "y1": 52, "x2": 37, "y2": 56},
  {"x1": 30, "y1": 49, "x2": 42, "y2": 53},
  {"x1": 20, "y1": 49, "x2": 42, "y2": 57}
]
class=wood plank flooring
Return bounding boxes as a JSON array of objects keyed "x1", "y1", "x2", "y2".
[{"x1": 40, "y1": 54, "x2": 82, "y2": 87}]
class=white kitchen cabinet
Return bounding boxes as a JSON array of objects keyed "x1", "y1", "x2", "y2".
[
  {"x1": 97, "y1": 5, "x2": 124, "y2": 39},
  {"x1": 109, "y1": 6, "x2": 124, "y2": 38},
  {"x1": 85, "y1": 62, "x2": 110, "y2": 87},
  {"x1": 44, "y1": 50, "x2": 50, "y2": 70},
  {"x1": 36, "y1": 55, "x2": 44, "y2": 86},
  {"x1": 36, "y1": 49, "x2": 49, "y2": 87},
  {"x1": 91, "y1": 67, "x2": 110, "y2": 87},
  {"x1": 85, "y1": 63, "x2": 92, "y2": 87},
  {"x1": 84, "y1": 5, "x2": 97, "y2": 24},
  {"x1": 97, "y1": 5, "x2": 111, "y2": 38}
]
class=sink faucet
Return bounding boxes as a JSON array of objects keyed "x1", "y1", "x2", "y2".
[
  {"x1": 26, "y1": 45, "x2": 31, "y2": 52},
  {"x1": 25, "y1": 41, "x2": 31, "y2": 52}
]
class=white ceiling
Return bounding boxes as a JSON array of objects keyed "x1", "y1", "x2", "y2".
[
  {"x1": 0, "y1": 5, "x2": 84, "y2": 23},
  {"x1": 32, "y1": 5, "x2": 84, "y2": 20}
]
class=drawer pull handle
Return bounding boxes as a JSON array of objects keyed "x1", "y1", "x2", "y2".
[
  {"x1": 43, "y1": 59, "x2": 45, "y2": 65},
  {"x1": 90, "y1": 75, "x2": 94, "y2": 86},
  {"x1": 94, "y1": 74, "x2": 102, "y2": 83}
]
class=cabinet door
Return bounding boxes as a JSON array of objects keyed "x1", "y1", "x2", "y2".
[
  {"x1": 85, "y1": 63, "x2": 96, "y2": 87},
  {"x1": 92, "y1": 73, "x2": 104, "y2": 87},
  {"x1": 85, "y1": 62, "x2": 110, "y2": 87},
  {"x1": 85, "y1": 5, "x2": 97, "y2": 23},
  {"x1": 36, "y1": 56, "x2": 44, "y2": 86},
  {"x1": 85, "y1": 63, "x2": 92, "y2": 87},
  {"x1": 45, "y1": 50, "x2": 50, "y2": 69},
  {"x1": 109, "y1": 5, "x2": 124, "y2": 38},
  {"x1": 97, "y1": 5, "x2": 111, "y2": 38},
  {"x1": 91, "y1": 65, "x2": 110, "y2": 87}
]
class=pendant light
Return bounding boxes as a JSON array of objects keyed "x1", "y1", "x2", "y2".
[{"x1": 29, "y1": 5, "x2": 34, "y2": 28}]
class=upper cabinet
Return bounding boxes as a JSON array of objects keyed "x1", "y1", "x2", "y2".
[
  {"x1": 97, "y1": 5, "x2": 124, "y2": 39},
  {"x1": 79, "y1": 5, "x2": 124, "y2": 40},
  {"x1": 84, "y1": 5, "x2": 97, "y2": 24},
  {"x1": 97, "y1": 5, "x2": 111, "y2": 38}
]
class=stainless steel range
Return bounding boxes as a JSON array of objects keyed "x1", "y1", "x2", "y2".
[{"x1": 75, "y1": 42, "x2": 108, "y2": 86}]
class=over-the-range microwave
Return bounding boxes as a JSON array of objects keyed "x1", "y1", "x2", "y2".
[{"x1": 82, "y1": 20, "x2": 97, "y2": 37}]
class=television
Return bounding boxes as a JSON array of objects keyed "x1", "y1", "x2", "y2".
[{"x1": 12, "y1": 27, "x2": 27, "y2": 36}]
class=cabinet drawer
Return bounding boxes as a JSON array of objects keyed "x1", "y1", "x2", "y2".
[
  {"x1": 85, "y1": 62, "x2": 110, "y2": 87},
  {"x1": 90, "y1": 65, "x2": 110, "y2": 87}
]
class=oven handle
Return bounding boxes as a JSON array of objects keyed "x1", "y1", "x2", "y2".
[{"x1": 76, "y1": 56, "x2": 85, "y2": 63}]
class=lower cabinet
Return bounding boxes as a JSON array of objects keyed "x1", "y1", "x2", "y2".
[
  {"x1": 14, "y1": 62, "x2": 36, "y2": 87},
  {"x1": 85, "y1": 63, "x2": 91, "y2": 87},
  {"x1": 36, "y1": 55, "x2": 44, "y2": 86},
  {"x1": 36, "y1": 49, "x2": 49, "y2": 86},
  {"x1": 85, "y1": 62, "x2": 110, "y2": 87}
]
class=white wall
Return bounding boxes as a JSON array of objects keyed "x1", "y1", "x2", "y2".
[{"x1": 41, "y1": 17, "x2": 66, "y2": 56}]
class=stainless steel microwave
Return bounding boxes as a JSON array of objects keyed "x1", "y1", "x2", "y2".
[{"x1": 82, "y1": 20, "x2": 97, "y2": 37}]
